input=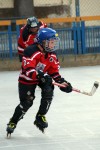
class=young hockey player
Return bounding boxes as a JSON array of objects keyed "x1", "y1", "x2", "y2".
[
  {"x1": 18, "y1": 16, "x2": 39, "y2": 62},
  {"x1": 6, "y1": 27, "x2": 72, "y2": 136},
  {"x1": 18, "y1": 16, "x2": 47, "y2": 62}
]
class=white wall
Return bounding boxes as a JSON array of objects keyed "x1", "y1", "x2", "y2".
[
  {"x1": 0, "y1": 0, "x2": 100, "y2": 19},
  {"x1": 33, "y1": 0, "x2": 70, "y2": 6},
  {"x1": 0, "y1": 0, "x2": 14, "y2": 8},
  {"x1": 71, "y1": 0, "x2": 100, "y2": 17},
  {"x1": 0, "y1": 0, "x2": 68, "y2": 8}
]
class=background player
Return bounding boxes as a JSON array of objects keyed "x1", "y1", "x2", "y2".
[{"x1": 18, "y1": 16, "x2": 47, "y2": 62}]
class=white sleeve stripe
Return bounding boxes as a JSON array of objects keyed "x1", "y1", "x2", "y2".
[
  {"x1": 18, "y1": 46, "x2": 24, "y2": 51},
  {"x1": 50, "y1": 54, "x2": 57, "y2": 58},
  {"x1": 24, "y1": 35, "x2": 32, "y2": 43},
  {"x1": 26, "y1": 69, "x2": 36, "y2": 76},
  {"x1": 19, "y1": 74, "x2": 33, "y2": 80}
]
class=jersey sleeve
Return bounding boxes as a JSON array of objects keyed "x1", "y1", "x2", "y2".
[
  {"x1": 23, "y1": 34, "x2": 37, "y2": 47},
  {"x1": 22, "y1": 47, "x2": 41, "y2": 80},
  {"x1": 22, "y1": 25, "x2": 29, "y2": 41},
  {"x1": 47, "y1": 54, "x2": 62, "y2": 81},
  {"x1": 21, "y1": 25, "x2": 37, "y2": 47}
]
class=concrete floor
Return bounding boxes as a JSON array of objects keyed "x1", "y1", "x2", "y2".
[{"x1": 0, "y1": 65, "x2": 100, "y2": 150}]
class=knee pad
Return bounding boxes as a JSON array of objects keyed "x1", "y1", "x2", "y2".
[{"x1": 21, "y1": 95, "x2": 35, "y2": 112}]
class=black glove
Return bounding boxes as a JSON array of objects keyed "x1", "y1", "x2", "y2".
[
  {"x1": 37, "y1": 70, "x2": 52, "y2": 86},
  {"x1": 57, "y1": 78, "x2": 72, "y2": 93}
]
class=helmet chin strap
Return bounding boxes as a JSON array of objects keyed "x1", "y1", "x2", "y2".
[
  {"x1": 37, "y1": 44, "x2": 44, "y2": 52},
  {"x1": 37, "y1": 44, "x2": 49, "y2": 55}
]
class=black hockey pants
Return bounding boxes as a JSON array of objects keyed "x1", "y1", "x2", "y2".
[{"x1": 10, "y1": 82, "x2": 54, "y2": 124}]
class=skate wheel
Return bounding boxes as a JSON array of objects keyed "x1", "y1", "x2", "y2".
[{"x1": 7, "y1": 133, "x2": 11, "y2": 139}]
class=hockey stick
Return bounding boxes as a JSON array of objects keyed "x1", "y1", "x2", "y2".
[{"x1": 53, "y1": 81, "x2": 99, "y2": 96}]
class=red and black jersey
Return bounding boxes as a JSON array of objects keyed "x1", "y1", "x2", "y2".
[
  {"x1": 19, "y1": 44, "x2": 61, "y2": 85},
  {"x1": 39, "y1": 21, "x2": 47, "y2": 29},
  {"x1": 18, "y1": 25, "x2": 37, "y2": 56}
]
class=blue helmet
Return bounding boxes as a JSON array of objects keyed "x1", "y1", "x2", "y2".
[{"x1": 37, "y1": 28, "x2": 60, "y2": 52}]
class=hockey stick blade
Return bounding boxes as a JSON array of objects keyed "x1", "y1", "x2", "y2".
[
  {"x1": 89, "y1": 81, "x2": 99, "y2": 96},
  {"x1": 53, "y1": 81, "x2": 99, "y2": 96}
]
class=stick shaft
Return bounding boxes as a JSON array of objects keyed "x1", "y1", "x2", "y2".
[{"x1": 52, "y1": 82, "x2": 91, "y2": 96}]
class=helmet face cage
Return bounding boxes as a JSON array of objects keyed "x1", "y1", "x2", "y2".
[
  {"x1": 27, "y1": 17, "x2": 39, "y2": 28},
  {"x1": 44, "y1": 37, "x2": 60, "y2": 52},
  {"x1": 37, "y1": 28, "x2": 60, "y2": 52}
]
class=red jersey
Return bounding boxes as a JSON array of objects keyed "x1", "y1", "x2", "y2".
[
  {"x1": 19, "y1": 44, "x2": 61, "y2": 85},
  {"x1": 18, "y1": 25, "x2": 37, "y2": 56},
  {"x1": 39, "y1": 21, "x2": 47, "y2": 29}
]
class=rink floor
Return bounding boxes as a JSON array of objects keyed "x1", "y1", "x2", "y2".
[{"x1": 0, "y1": 65, "x2": 100, "y2": 150}]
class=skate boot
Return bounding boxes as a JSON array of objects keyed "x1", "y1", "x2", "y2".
[
  {"x1": 34, "y1": 114, "x2": 48, "y2": 133},
  {"x1": 6, "y1": 121, "x2": 16, "y2": 138}
]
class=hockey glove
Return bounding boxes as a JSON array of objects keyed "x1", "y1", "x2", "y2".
[
  {"x1": 37, "y1": 70, "x2": 52, "y2": 86},
  {"x1": 57, "y1": 78, "x2": 72, "y2": 93}
]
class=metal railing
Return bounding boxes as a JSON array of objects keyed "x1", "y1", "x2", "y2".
[{"x1": 0, "y1": 16, "x2": 100, "y2": 59}]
